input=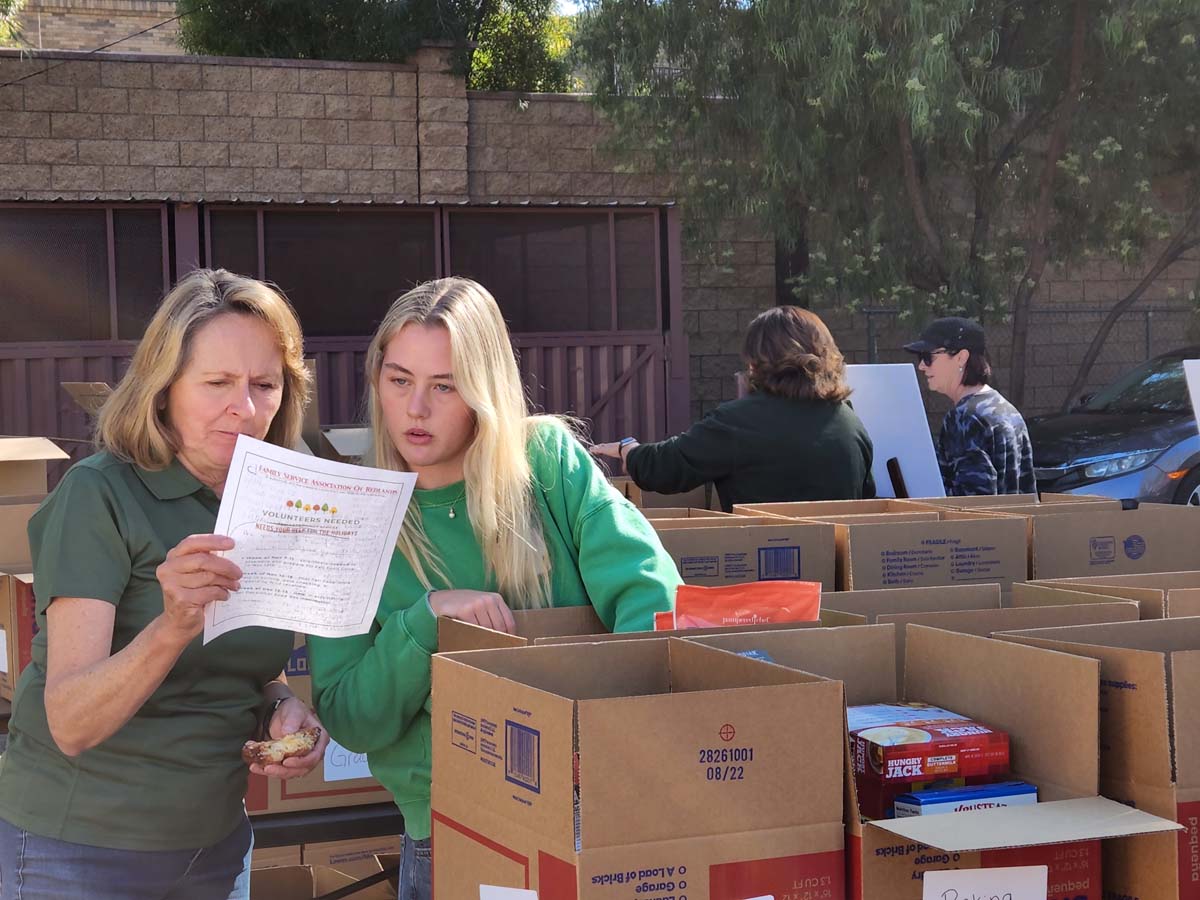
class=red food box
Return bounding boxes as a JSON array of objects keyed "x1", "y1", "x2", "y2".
[{"x1": 847, "y1": 702, "x2": 1010, "y2": 819}]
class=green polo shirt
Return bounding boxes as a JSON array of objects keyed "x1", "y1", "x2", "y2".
[{"x1": 0, "y1": 451, "x2": 294, "y2": 851}]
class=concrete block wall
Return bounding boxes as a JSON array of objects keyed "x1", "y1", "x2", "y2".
[{"x1": 6, "y1": 1, "x2": 180, "y2": 54}]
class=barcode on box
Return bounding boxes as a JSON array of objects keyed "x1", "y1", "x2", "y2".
[
  {"x1": 505, "y1": 720, "x2": 541, "y2": 794},
  {"x1": 758, "y1": 546, "x2": 800, "y2": 580}
]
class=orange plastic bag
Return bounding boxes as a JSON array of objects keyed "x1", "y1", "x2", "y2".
[{"x1": 654, "y1": 580, "x2": 822, "y2": 631}]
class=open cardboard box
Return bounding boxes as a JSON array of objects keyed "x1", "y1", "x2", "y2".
[
  {"x1": 1014, "y1": 571, "x2": 1200, "y2": 619},
  {"x1": 735, "y1": 500, "x2": 1028, "y2": 593},
  {"x1": 436, "y1": 604, "x2": 864, "y2": 654},
  {"x1": 302, "y1": 835, "x2": 403, "y2": 880},
  {"x1": 909, "y1": 492, "x2": 1110, "y2": 509},
  {"x1": 0, "y1": 437, "x2": 68, "y2": 498},
  {"x1": 998, "y1": 617, "x2": 1200, "y2": 900},
  {"x1": 431, "y1": 638, "x2": 847, "y2": 899},
  {"x1": 638, "y1": 507, "x2": 732, "y2": 520},
  {"x1": 822, "y1": 583, "x2": 1002, "y2": 621},
  {"x1": 651, "y1": 516, "x2": 837, "y2": 589},
  {"x1": 608, "y1": 475, "x2": 716, "y2": 510},
  {"x1": 687, "y1": 623, "x2": 1179, "y2": 900},
  {"x1": 245, "y1": 635, "x2": 390, "y2": 815},
  {"x1": 0, "y1": 571, "x2": 35, "y2": 702},
  {"x1": 980, "y1": 502, "x2": 1200, "y2": 580},
  {"x1": 60, "y1": 381, "x2": 113, "y2": 417},
  {"x1": 249, "y1": 863, "x2": 393, "y2": 900}
]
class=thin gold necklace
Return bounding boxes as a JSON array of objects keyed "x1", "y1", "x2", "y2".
[{"x1": 425, "y1": 488, "x2": 467, "y2": 519}]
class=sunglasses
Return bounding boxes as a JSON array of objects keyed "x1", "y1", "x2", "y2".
[{"x1": 916, "y1": 349, "x2": 953, "y2": 367}]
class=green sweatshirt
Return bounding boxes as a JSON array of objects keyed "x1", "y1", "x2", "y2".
[{"x1": 307, "y1": 421, "x2": 681, "y2": 840}]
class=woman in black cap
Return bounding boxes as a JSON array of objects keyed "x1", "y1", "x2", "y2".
[{"x1": 904, "y1": 317, "x2": 1035, "y2": 496}]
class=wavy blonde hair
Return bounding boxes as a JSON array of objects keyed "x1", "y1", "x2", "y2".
[
  {"x1": 366, "y1": 277, "x2": 552, "y2": 607},
  {"x1": 97, "y1": 268, "x2": 310, "y2": 468}
]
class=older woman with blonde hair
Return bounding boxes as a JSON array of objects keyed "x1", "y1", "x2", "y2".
[
  {"x1": 0, "y1": 268, "x2": 328, "y2": 900},
  {"x1": 593, "y1": 305, "x2": 875, "y2": 509},
  {"x1": 308, "y1": 276, "x2": 681, "y2": 900}
]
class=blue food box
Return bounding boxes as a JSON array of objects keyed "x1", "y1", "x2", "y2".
[{"x1": 892, "y1": 780, "x2": 1038, "y2": 818}]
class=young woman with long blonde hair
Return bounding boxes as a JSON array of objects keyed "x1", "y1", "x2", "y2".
[{"x1": 307, "y1": 277, "x2": 680, "y2": 898}]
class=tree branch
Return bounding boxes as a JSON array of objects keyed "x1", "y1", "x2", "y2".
[
  {"x1": 1062, "y1": 205, "x2": 1200, "y2": 411},
  {"x1": 898, "y1": 115, "x2": 949, "y2": 282},
  {"x1": 1008, "y1": 0, "x2": 1087, "y2": 406}
]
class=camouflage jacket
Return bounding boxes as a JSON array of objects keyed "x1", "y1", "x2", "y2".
[{"x1": 937, "y1": 387, "x2": 1036, "y2": 496}]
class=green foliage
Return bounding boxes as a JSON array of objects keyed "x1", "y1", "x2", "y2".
[
  {"x1": 469, "y1": 1, "x2": 577, "y2": 92},
  {"x1": 178, "y1": 0, "x2": 474, "y2": 63},
  {"x1": 573, "y1": 0, "x2": 1200, "y2": 325},
  {"x1": 179, "y1": 0, "x2": 576, "y2": 92},
  {"x1": 0, "y1": 0, "x2": 24, "y2": 44}
]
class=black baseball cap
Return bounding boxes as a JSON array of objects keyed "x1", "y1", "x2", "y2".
[{"x1": 904, "y1": 316, "x2": 986, "y2": 355}]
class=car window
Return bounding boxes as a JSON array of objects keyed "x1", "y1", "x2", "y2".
[{"x1": 1084, "y1": 356, "x2": 1190, "y2": 413}]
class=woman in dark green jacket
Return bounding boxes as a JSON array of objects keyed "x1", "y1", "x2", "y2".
[{"x1": 592, "y1": 305, "x2": 875, "y2": 511}]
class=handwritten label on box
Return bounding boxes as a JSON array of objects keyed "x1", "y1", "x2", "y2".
[
  {"x1": 923, "y1": 865, "x2": 1047, "y2": 900},
  {"x1": 480, "y1": 887, "x2": 537, "y2": 900},
  {"x1": 323, "y1": 737, "x2": 372, "y2": 782}
]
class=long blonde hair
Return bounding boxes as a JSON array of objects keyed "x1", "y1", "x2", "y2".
[
  {"x1": 97, "y1": 268, "x2": 310, "y2": 468},
  {"x1": 366, "y1": 277, "x2": 552, "y2": 607}
]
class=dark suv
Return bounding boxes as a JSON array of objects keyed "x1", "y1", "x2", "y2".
[{"x1": 1028, "y1": 348, "x2": 1200, "y2": 504}]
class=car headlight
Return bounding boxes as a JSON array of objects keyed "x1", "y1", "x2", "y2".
[{"x1": 1082, "y1": 449, "x2": 1165, "y2": 480}]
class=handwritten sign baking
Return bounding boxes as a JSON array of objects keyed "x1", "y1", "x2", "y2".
[{"x1": 922, "y1": 865, "x2": 1048, "y2": 900}]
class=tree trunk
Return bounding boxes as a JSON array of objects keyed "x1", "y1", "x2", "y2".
[
  {"x1": 1060, "y1": 207, "x2": 1200, "y2": 412},
  {"x1": 1008, "y1": 0, "x2": 1087, "y2": 407},
  {"x1": 898, "y1": 116, "x2": 948, "y2": 283}
]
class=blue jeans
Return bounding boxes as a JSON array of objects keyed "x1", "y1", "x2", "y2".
[
  {"x1": 0, "y1": 814, "x2": 252, "y2": 900},
  {"x1": 398, "y1": 835, "x2": 431, "y2": 900}
]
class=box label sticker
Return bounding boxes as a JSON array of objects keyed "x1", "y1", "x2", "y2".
[
  {"x1": 757, "y1": 546, "x2": 800, "y2": 580},
  {"x1": 1123, "y1": 534, "x2": 1147, "y2": 560},
  {"x1": 323, "y1": 737, "x2": 371, "y2": 782},
  {"x1": 451, "y1": 710, "x2": 477, "y2": 755},
  {"x1": 680, "y1": 555, "x2": 720, "y2": 578},
  {"x1": 504, "y1": 720, "x2": 540, "y2": 794},
  {"x1": 922, "y1": 865, "x2": 1047, "y2": 900},
  {"x1": 0, "y1": 627, "x2": 7, "y2": 674},
  {"x1": 1089, "y1": 536, "x2": 1116, "y2": 565}
]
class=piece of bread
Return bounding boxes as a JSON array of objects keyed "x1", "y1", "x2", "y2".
[{"x1": 242, "y1": 726, "x2": 322, "y2": 765}]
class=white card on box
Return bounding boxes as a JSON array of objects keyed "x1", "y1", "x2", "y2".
[
  {"x1": 480, "y1": 887, "x2": 537, "y2": 900},
  {"x1": 323, "y1": 737, "x2": 372, "y2": 782},
  {"x1": 922, "y1": 865, "x2": 1047, "y2": 899}
]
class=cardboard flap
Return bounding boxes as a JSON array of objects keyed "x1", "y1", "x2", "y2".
[
  {"x1": 0, "y1": 437, "x2": 70, "y2": 463},
  {"x1": 1172, "y1": 650, "x2": 1200, "y2": 791},
  {"x1": 908, "y1": 494, "x2": 1039, "y2": 508},
  {"x1": 688, "y1": 624, "x2": 897, "y2": 705},
  {"x1": 437, "y1": 618, "x2": 528, "y2": 652},
  {"x1": 800, "y1": 512, "x2": 942, "y2": 525},
  {"x1": 60, "y1": 381, "x2": 114, "y2": 416},
  {"x1": 321, "y1": 427, "x2": 370, "y2": 457},
  {"x1": 823, "y1": 583, "x2": 1001, "y2": 622},
  {"x1": 1039, "y1": 571, "x2": 1200, "y2": 590},
  {"x1": 1001, "y1": 617, "x2": 1200, "y2": 653},
  {"x1": 577, "y1": 652, "x2": 844, "y2": 846},
  {"x1": 534, "y1": 618, "x2": 829, "y2": 646},
  {"x1": 905, "y1": 626, "x2": 1100, "y2": 799},
  {"x1": 1012, "y1": 582, "x2": 1163, "y2": 618},
  {"x1": 1028, "y1": 506, "x2": 1200, "y2": 580},
  {"x1": 513, "y1": 605, "x2": 606, "y2": 638},
  {"x1": 1001, "y1": 627, "x2": 1175, "y2": 790},
  {"x1": 438, "y1": 641, "x2": 671, "y2": 700},
  {"x1": 666, "y1": 637, "x2": 829, "y2": 690},
  {"x1": 874, "y1": 796, "x2": 1180, "y2": 851}
]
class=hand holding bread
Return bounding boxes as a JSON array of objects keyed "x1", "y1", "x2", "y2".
[{"x1": 245, "y1": 696, "x2": 329, "y2": 779}]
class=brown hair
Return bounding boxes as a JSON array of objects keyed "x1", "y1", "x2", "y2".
[
  {"x1": 962, "y1": 349, "x2": 992, "y2": 387},
  {"x1": 97, "y1": 268, "x2": 310, "y2": 468},
  {"x1": 742, "y1": 306, "x2": 851, "y2": 403}
]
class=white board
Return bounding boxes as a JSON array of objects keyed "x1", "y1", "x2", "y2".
[
  {"x1": 1184, "y1": 360, "x2": 1200, "y2": 433},
  {"x1": 845, "y1": 364, "x2": 945, "y2": 499}
]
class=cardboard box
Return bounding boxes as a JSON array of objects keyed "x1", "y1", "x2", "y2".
[
  {"x1": 0, "y1": 572, "x2": 36, "y2": 702},
  {"x1": 0, "y1": 495, "x2": 40, "y2": 576},
  {"x1": 1015, "y1": 571, "x2": 1200, "y2": 619},
  {"x1": 436, "y1": 604, "x2": 864, "y2": 654},
  {"x1": 0, "y1": 437, "x2": 68, "y2": 497},
  {"x1": 988, "y1": 503, "x2": 1200, "y2": 580},
  {"x1": 302, "y1": 836, "x2": 403, "y2": 880},
  {"x1": 652, "y1": 517, "x2": 838, "y2": 589},
  {"x1": 250, "y1": 844, "x2": 303, "y2": 870},
  {"x1": 909, "y1": 493, "x2": 1109, "y2": 509},
  {"x1": 822, "y1": 583, "x2": 1002, "y2": 621},
  {"x1": 609, "y1": 475, "x2": 715, "y2": 510},
  {"x1": 431, "y1": 638, "x2": 847, "y2": 899},
  {"x1": 249, "y1": 863, "x2": 393, "y2": 900},
  {"x1": 638, "y1": 507, "x2": 732, "y2": 520},
  {"x1": 873, "y1": 602, "x2": 1140, "y2": 693},
  {"x1": 687, "y1": 624, "x2": 1179, "y2": 900},
  {"x1": 245, "y1": 635, "x2": 390, "y2": 815},
  {"x1": 999, "y1": 617, "x2": 1200, "y2": 900},
  {"x1": 736, "y1": 501, "x2": 1029, "y2": 593},
  {"x1": 318, "y1": 427, "x2": 371, "y2": 464},
  {"x1": 61, "y1": 381, "x2": 113, "y2": 417}
]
